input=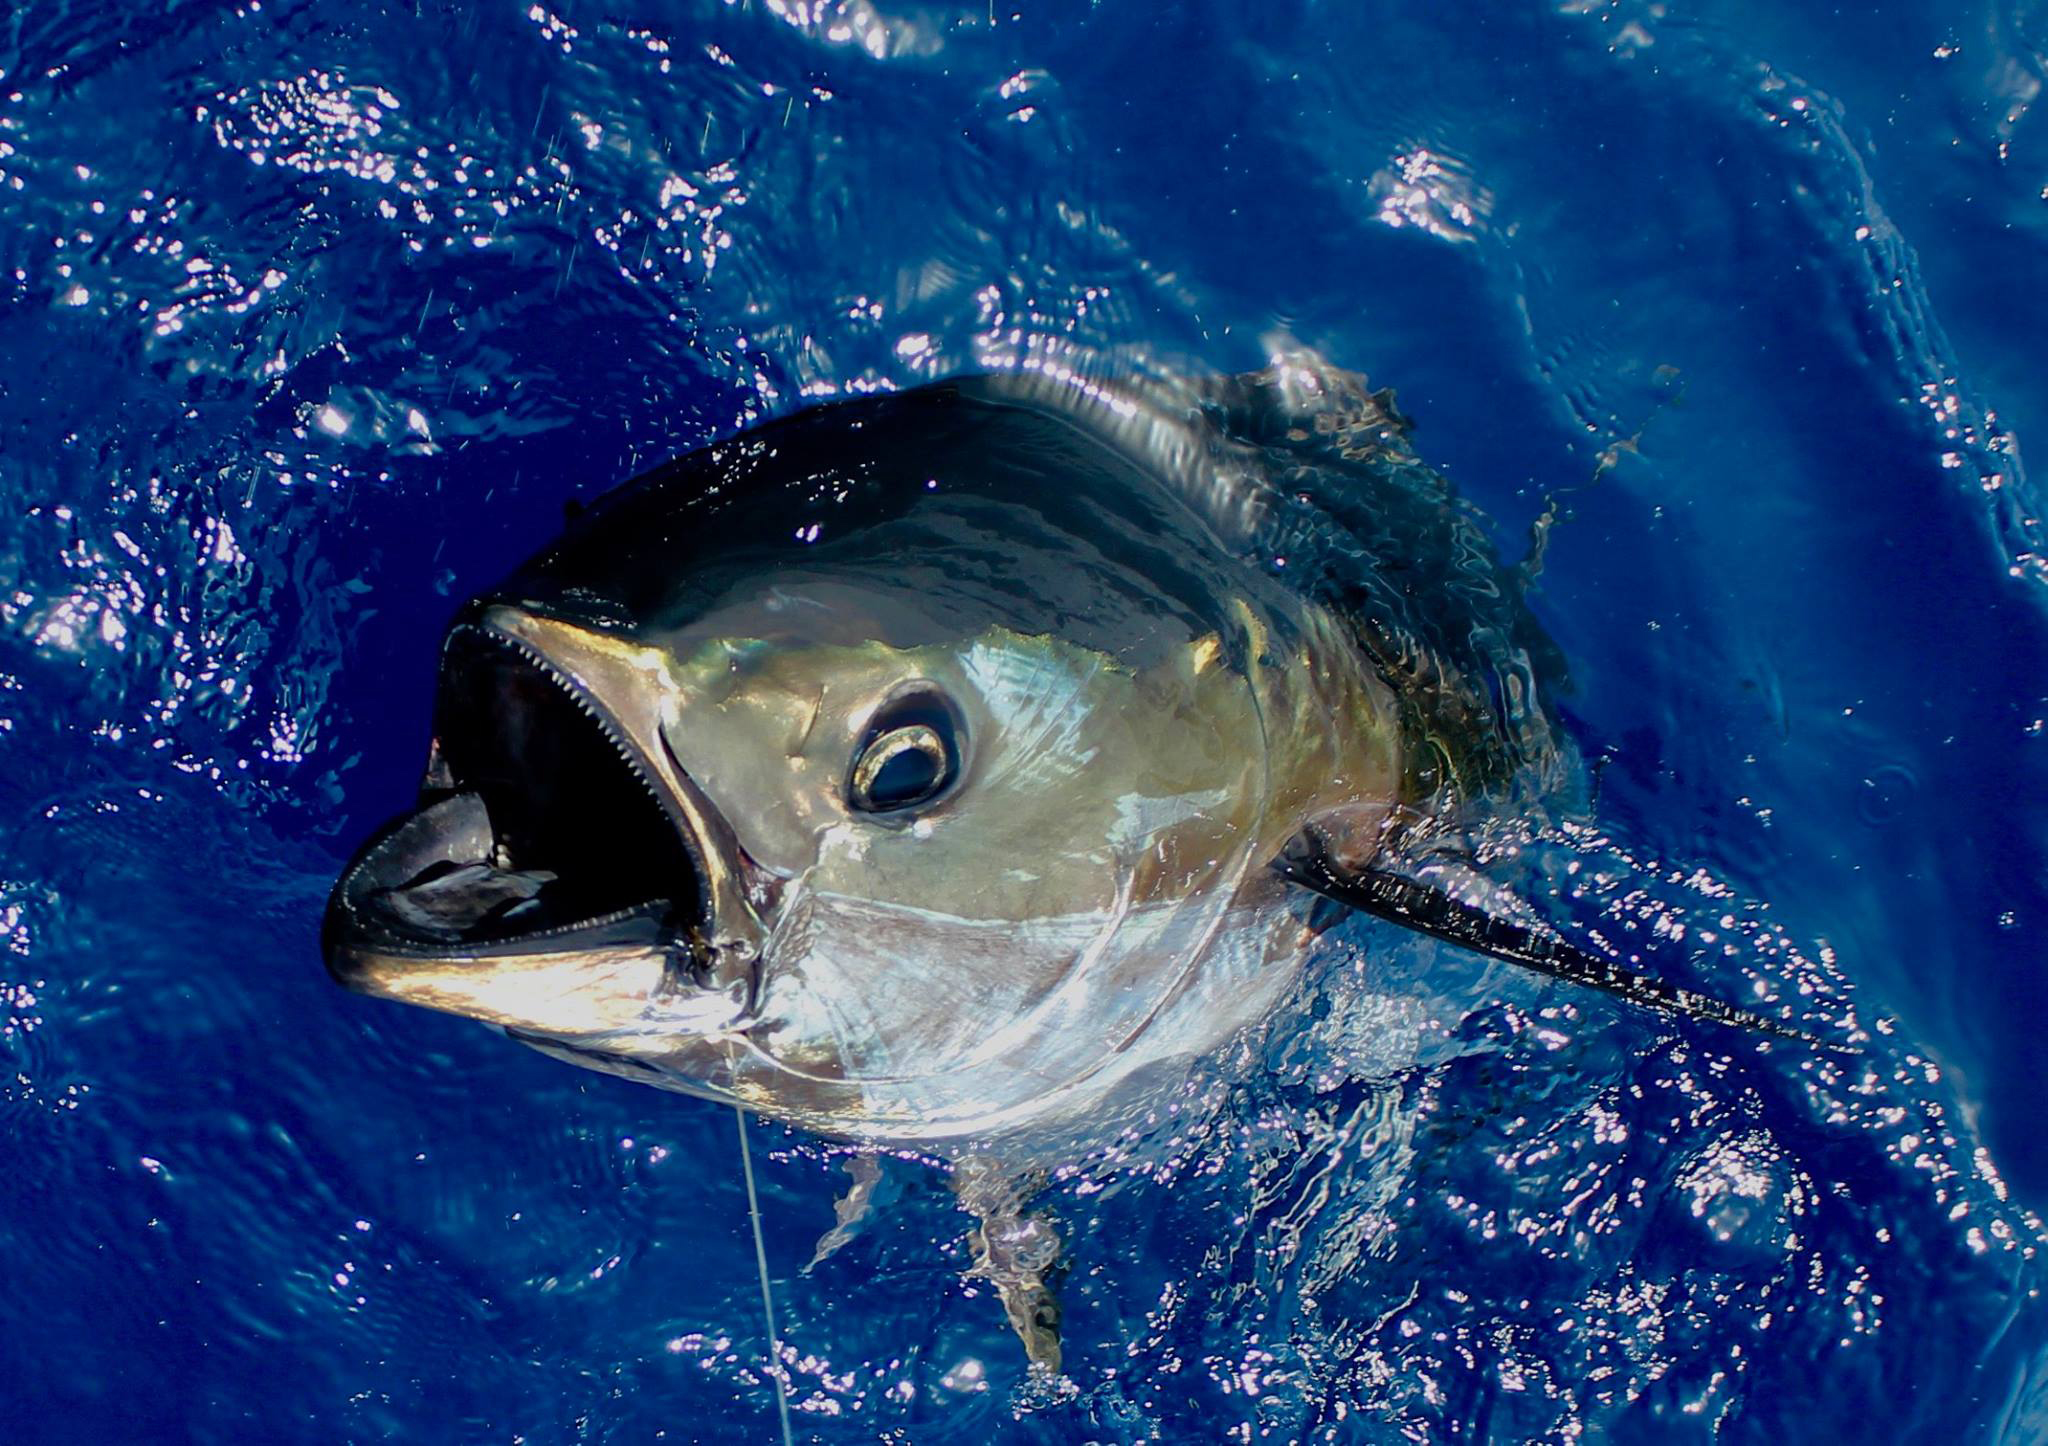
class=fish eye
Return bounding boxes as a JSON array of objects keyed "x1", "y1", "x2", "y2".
[{"x1": 846, "y1": 687, "x2": 964, "y2": 817}]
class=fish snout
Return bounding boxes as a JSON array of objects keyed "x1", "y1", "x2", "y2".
[{"x1": 320, "y1": 605, "x2": 776, "y2": 1042}]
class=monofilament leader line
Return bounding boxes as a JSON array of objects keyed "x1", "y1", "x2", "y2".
[{"x1": 736, "y1": 1106, "x2": 796, "y2": 1446}]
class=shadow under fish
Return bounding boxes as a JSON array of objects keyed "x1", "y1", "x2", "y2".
[{"x1": 323, "y1": 356, "x2": 1831, "y2": 1374}]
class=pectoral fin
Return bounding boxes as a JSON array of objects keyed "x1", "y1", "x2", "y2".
[
  {"x1": 953, "y1": 1159, "x2": 1064, "y2": 1375},
  {"x1": 805, "y1": 1153, "x2": 884, "y2": 1273},
  {"x1": 1275, "y1": 833, "x2": 1835, "y2": 1049}
]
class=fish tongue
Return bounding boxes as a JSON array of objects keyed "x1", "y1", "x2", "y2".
[
  {"x1": 345, "y1": 789, "x2": 681, "y2": 947},
  {"x1": 342, "y1": 790, "x2": 539, "y2": 943},
  {"x1": 373, "y1": 859, "x2": 561, "y2": 940}
]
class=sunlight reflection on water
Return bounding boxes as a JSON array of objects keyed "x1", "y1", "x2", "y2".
[{"x1": 2, "y1": 1, "x2": 2047, "y2": 1440}]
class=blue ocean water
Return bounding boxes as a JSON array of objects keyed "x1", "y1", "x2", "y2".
[{"x1": 4, "y1": 0, "x2": 2048, "y2": 1440}]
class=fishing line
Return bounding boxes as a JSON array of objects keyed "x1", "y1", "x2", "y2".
[{"x1": 736, "y1": 1106, "x2": 796, "y2": 1446}]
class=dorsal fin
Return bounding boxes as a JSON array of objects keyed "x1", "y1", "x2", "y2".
[
  {"x1": 1274, "y1": 831, "x2": 1842, "y2": 1051},
  {"x1": 1190, "y1": 351, "x2": 1416, "y2": 467}
]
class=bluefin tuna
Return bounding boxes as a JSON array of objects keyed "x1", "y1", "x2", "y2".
[{"x1": 323, "y1": 356, "x2": 1808, "y2": 1369}]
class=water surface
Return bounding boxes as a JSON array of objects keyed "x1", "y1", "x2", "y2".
[{"x1": 3, "y1": 1, "x2": 2047, "y2": 1440}]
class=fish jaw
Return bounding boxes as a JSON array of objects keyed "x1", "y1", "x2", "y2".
[{"x1": 321, "y1": 604, "x2": 772, "y2": 1043}]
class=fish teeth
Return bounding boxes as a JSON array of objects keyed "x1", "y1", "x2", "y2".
[{"x1": 477, "y1": 627, "x2": 673, "y2": 816}]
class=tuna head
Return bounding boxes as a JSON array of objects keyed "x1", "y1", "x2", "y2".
[{"x1": 325, "y1": 383, "x2": 1401, "y2": 1143}]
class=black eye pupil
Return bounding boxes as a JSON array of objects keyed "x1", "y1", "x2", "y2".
[
  {"x1": 867, "y1": 743, "x2": 943, "y2": 809},
  {"x1": 847, "y1": 688, "x2": 964, "y2": 817}
]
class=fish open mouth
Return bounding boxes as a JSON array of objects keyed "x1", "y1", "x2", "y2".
[{"x1": 328, "y1": 622, "x2": 708, "y2": 959}]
